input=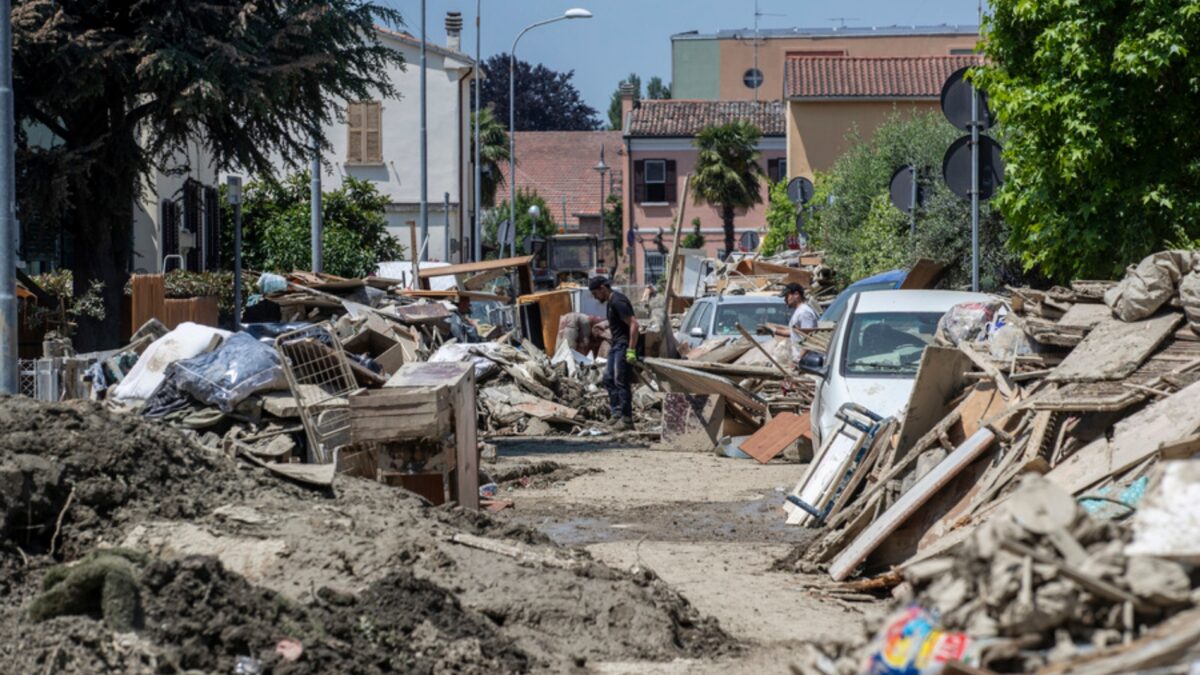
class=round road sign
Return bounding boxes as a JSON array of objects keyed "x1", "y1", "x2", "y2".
[{"x1": 942, "y1": 134, "x2": 1005, "y2": 201}]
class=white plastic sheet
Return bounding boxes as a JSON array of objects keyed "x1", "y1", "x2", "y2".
[{"x1": 110, "y1": 322, "x2": 230, "y2": 403}]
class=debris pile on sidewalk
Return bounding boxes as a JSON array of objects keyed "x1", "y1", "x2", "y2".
[{"x1": 774, "y1": 249, "x2": 1200, "y2": 671}]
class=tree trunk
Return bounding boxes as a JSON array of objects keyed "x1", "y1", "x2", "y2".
[
  {"x1": 722, "y1": 205, "x2": 736, "y2": 261},
  {"x1": 69, "y1": 124, "x2": 138, "y2": 352}
]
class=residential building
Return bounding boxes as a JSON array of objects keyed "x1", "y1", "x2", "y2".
[
  {"x1": 785, "y1": 55, "x2": 981, "y2": 178},
  {"x1": 620, "y1": 91, "x2": 786, "y2": 284},
  {"x1": 497, "y1": 130, "x2": 625, "y2": 235},
  {"x1": 672, "y1": 25, "x2": 978, "y2": 101}
]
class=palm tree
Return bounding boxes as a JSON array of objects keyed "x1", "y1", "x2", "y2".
[
  {"x1": 475, "y1": 107, "x2": 511, "y2": 207},
  {"x1": 691, "y1": 121, "x2": 766, "y2": 259}
]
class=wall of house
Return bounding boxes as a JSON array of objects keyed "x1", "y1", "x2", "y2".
[
  {"x1": 131, "y1": 139, "x2": 219, "y2": 274},
  {"x1": 786, "y1": 100, "x2": 940, "y2": 179},
  {"x1": 672, "y1": 33, "x2": 978, "y2": 102},
  {"x1": 671, "y1": 38, "x2": 722, "y2": 100},
  {"x1": 624, "y1": 138, "x2": 785, "y2": 283},
  {"x1": 303, "y1": 34, "x2": 474, "y2": 263}
]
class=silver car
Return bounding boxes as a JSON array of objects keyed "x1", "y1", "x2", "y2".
[{"x1": 676, "y1": 294, "x2": 793, "y2": 348}]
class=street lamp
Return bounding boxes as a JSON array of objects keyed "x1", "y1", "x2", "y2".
[
  {"x1": 227, "y1": 176, "x2": 244, "y2": 330},
  {"x1": 593, "y1": 146, "x2": 609, "y2": 265},
  {"x1": 509, "y1": 7, "x2": 593, "y2": 257}
]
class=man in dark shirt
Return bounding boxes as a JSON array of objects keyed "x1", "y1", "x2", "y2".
[{"x1": 589, "y1": 276, "x2": 639, "y2": 430}]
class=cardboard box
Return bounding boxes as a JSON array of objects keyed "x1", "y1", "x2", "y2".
[{"x1": 342, "y1": 327, "x2": 406, "y2": 376}]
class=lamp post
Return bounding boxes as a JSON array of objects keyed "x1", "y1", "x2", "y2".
[
  {"x1": 0, "y1": 0, "x2": 15, "y2": 393},
  {"x1": 594, "y1": 146, "x2": 609, "y2": 266},
  {"x1": 509, "y1": 8, "x2": 592, "y2": 258},
  {"x1": 227, "y1": 176, "x2": 244, "y2": 331},
  {"x1": 473, "y1": 0, "x2": 482, "y2": 262}
]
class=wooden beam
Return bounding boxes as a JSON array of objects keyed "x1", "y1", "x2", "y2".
[{"x1": 1048, "y1": 312, "x2": 1182, "y2": 383}]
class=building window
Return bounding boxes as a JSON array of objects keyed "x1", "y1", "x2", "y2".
[
  {"x1": 949, "y1": 48, "x2": 976, "y2": 55},
  {"x1": 743, "y1": 68, "x2": 764, "y2": 89},
  {"x1": 634, "y1": 159, "x2": 677, "y2": 204},
  {"x1": 347, "y1": 101, "x2": 383, "y2": 164},
  {"x1": 767, "y1": 158, "x2": 788, "y2": 184},
  {"x1": 644, "y1": 251, "x2": 665, "y2": 285}
]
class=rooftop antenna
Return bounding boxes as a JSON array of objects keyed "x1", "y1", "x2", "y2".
[
  {"x1": 752, "y1": 0, "x2": 785, "y2": 101},
  {"x1": 827, "y1": 17, "x2": 860, "y2": 28}
]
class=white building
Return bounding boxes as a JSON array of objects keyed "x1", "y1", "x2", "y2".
[
  {"x1": 127, "y1": 17, "x2": 477, "y2": 274},
  {"x1": 305, "y1": 22, "x2": 476, "y2": 263}
]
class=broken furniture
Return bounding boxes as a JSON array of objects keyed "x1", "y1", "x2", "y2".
[
  {"x1": 347, "y1": 361, "x2": 479, "y2": 509},
  {"x1": 275, "y1": 323, "x2": 363, "y2": 464}
]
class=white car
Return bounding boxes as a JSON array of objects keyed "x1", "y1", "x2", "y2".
[{"x1": 802, "y1": 289, "x2": 995, "y2": 446}]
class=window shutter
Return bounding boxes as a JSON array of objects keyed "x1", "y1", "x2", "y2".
[
  {"x1": 665, "y1": 160, "x2": 677, "y2": 203},
  {"x1": 634, "y1": 160, "x2": 646, "y2": 204},
  {"x1": 767, "y1": 159, "x2": 778, "y2": 183},
  {"x1": 347, "y1": 103, "x2": 364, "y2": 164},
  {"x1": 365, "y1": 102, "x2": 383, "y2": 163}
]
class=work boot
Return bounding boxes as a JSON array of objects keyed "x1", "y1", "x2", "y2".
[{"x1": 618, "y1": 417, "x2": 634, "y2": 431}]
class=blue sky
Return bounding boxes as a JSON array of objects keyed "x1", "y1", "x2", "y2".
[{"x1": 380, "y1": 1, "x2": 983, "y2": 121}]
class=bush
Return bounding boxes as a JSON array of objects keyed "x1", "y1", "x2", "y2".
[{"x1": 482, "y1": 188, "x2": 556, "y2": 256}]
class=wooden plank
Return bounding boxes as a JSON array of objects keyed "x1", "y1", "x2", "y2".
[
  {"x1": 829, "y1": 428, "x2": 995, "y2": 581},
  {"x1": 1048, "y1": 312, "x2": 1182, "y2": 382},
  {"x1": 452, "y1": 365, "x2": 479, "y2": 510},
  {"x1": 1056, "y1": 302, "x2": 1111, "y2": 330},
  {"x1": 664, "y1": 361, "x2": 784, "y2": 379},
  {"x1": 349, "y1": 389, "x2": 451, "y2": 442},
  {"x1": 661, "y1": 393, "x2": 725, "y2": 450},
  {"x1": 741, "y1": 412, "x2": 810, "y2": 464},
  {"x1": 894, "y1": 347, "x2": 973, "y2": 458},
  {"x1": 1040, "y1": 605, "x2": 1200, "y2": 675},
  {"x1": 897, "y1": 258, "x2": 945, "y2": 290},
  {"x1": 960, "y1": 344, "x2": 1016, "y2": 400},
  {"x1": 643, "y1": 357, "x2": 767, "y2": 414},
  {"x1": 418, "y1": 255, "x2": 535, "y2": 279},
  {"x1": 1045, "y1": 378, "x2": 1200, "y2": 495}
]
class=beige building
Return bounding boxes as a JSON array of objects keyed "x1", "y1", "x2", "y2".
[
  {"x1": 784, "y1": 55, "x2": 981, "y2": 178},
  {"x1": 672, "y1": 25, "x2": 979, "y2": 101}
]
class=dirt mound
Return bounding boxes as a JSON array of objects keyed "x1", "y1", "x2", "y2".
[
  {"x1": 1, "y1": 554, "x2": 530, "y2": 674},
  {"x1": 487, "y1": 460, "x2": 602, "y2": 490},
  {"x1": 0, "y1": 397, "x2": 307, "y2": 558}
]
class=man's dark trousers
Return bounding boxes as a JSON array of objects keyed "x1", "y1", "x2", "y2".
[{"x1": 605, "y1": 340, "x2": 633, "y2": 419}]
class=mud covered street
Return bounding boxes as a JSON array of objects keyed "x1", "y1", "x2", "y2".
[{"x1": 487, "y1": 439, "x2": 887, "y2": 673}]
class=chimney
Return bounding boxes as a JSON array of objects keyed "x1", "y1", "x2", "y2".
[
  {"x1": 620, "y1": 82, "x2": 637, "y2": 129},
  {"x1": 445, "y1": 12, "x2": 463, "y2": 52}
]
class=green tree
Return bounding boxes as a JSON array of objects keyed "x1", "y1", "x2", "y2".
[
  {"x1": 691, "y1": 121, "x2": 766, "y2": 259},
  {"x1": 474, "y1": 107, "x2": 511, "y2": 207},
  {"x1": 646, "y1": 76, "x2": 672, "y2": 100},
  {"x1": 603, "y1": 193, "x2": 624, "y2": 253},
  {"x1": 607, "y1": 73, "x2": 642, "y2": 130},
  {"x1": 760, "y1": 181, "x2": 797, "y2": 256},
  {"x1": 976, "y1": 0, "x2": 1200, "y2": 281},
  {"x1": 682, "y1": 217, "x2": 705, "y2": 249},
  {"x1": 482, "y1": 189, "x2": 556, "y2": 257},
  {"x1": 809, "y1": 111, "x2": 1019, "y2": 289},
  {"x1": 224, "y1": 173, "x2": 403, "y2": 278},
  {"x1": 13, "y1": 0, "x2": 403, "y2": 349}
]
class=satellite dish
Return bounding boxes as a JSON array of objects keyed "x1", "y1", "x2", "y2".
[
  {"x1": 942, "y1": 135, "x2": 1005, "y2": 200},
  {"x1": 786, "y1": 176, "x2": 815, "y2": 206},
  {"x1": 497, "y1": 219, "x2": 514, "y2": 247},
  {"x1": 889, "y1": 165, "x2": 921, "y2": 213},
  {"x1": 941, "y1": 66, "x2": 995, "y2": 132}
]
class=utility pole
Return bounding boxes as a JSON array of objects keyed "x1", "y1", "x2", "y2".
[
  {"x1": 228, "y1": 176, "x2": 244, "y2": 330},
  {"x1": 310, "y1": 133, "x2": 322, "y2": 273},
  {"x1": 474, "y1": 0, "x2": 482, "y2": 262},
  {"x1": 419, "y1": 0, "x2": 429, "y2": 261},
  {"x1": 0, "y1": 0, "x2": 17, "y2": 394}
]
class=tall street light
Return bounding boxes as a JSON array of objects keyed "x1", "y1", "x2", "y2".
[
  {"x1": 593, "y1": 146, "x2": 609, "y2": 264},
  {"x1": 509, "y1": 8, "x2": 592, "y2": 258}
]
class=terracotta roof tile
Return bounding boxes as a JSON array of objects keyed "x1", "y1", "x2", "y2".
[
  {"x1": 785, "y1": 55, "x2": 982, "y2": 99},
  {"x1": 498, "y1": 131, "x2": 624, "y2": 224},
  {"x1": 625, "y1": 100, "x2": 785, "y2": 138}
]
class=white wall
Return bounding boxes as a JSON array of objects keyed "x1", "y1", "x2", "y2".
[{"x1": 131, "y1": 138, "x2": 218, "y2": 274}]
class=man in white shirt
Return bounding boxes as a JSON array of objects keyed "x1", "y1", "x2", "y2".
[{"x1": 775, "y1": 283, "x2": 818, "y2": 361}]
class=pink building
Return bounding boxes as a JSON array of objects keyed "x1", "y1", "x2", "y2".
[{"x1": 619, "y1": 94, "x2": 787, "y2": 284}]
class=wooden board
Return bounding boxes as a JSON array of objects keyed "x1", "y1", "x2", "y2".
[
  {"x1": 1055, "y1": 302, "x2": 1111, "y2": 330},
  {"x1": 643, "y1": 357, "x2": 767, "y2": 414},
  {"x1": 1048, "y1": 312, "x2": 1182, "y2": 382},
  {"x1": 897, "y1": 258, "x2": 946, "y2": 290},
  {"x1": 349, "y1": 388, "x2": 451, "y2": 442},
  {"x1": 828, "y1": 428, "x2": 996, "y2": 581},
  {"x1": 661, "y1": 393, "x2": 725, "y2": 451},
  {"x1": 741, "y1": 411, "x2": 810, "y2": 464},
  {"x1": 894, "y1": 347, "x2": 973, "y2": 458},
  {"x1": 1045, "y1": 378, "x2": 1200, "y2": 495},
  {"x1": 517, "y1": 289, "x2": 572, "y2": 354}
]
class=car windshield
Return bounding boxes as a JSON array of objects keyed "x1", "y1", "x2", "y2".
[
  {"x1": 712, "y1": 302, "x2": 793, "y2": 335},
  {"x1": 552, "y1": 241, "x2": 594, "y2": 270},
  {"x1": 843, "y1": 311, "x2": 942, "y2": 376},
  {"x1": 820, "y1": 281, "x2": 899, "y2": 323}
]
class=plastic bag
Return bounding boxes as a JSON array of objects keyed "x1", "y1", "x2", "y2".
[
  {"x1": 257, "y1": 273, "x2": 288, "y2": 295},
  {"x1": 171, "y1": 332, "x2": 289, "y2": 413},
  {"x1": 988, "y1": 323, "x2": 1039, "y2": 361},
  {"x1": 1104, "y1": 250, "x2": 1195, "y2": 322},
  {"x1": 935, "y1": 302, "x2": 1001, "y2": 347},
  {"x1": 429, "y1": 342, "x2": 502, "y2": 379}
]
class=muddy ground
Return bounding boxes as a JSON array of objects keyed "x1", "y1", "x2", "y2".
[
  {"x1": 487, "y1": 438, "x2": 888, "y2": 674},
  {"x1": 0, "y1": 399, "x2": 737, "y2": 673}
]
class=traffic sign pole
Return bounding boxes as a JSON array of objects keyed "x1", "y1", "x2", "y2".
[{"x1": 970, "y1": 82, "x2": 980, "y2": 292}]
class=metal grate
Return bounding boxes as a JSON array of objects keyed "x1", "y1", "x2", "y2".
[
  {"x1": 18, "y1": 359, "x2": 36, "y2": 398},
  {"x1": 275, "y1": 323, "x2": 364, "y2": 464}
]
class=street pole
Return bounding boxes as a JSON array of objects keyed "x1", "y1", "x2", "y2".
[
  {"x1": 228, "y1": 176, "x2": 243, "y2": 331},
  {"x1": 970, "y1": 82, "x2": 980, "y2": 292},
  {"x1": 310, "y1": 132, "x2": 322, "y2": 273},
  {"x1": 0, "y1": 0, "x2": 14, "y2": 394},
  {"x1": 910, "y1": 165, "x2": 918, "y2": 236},
  {"x1": 419, "y1": 0, "x2": 429, "y2": 262},
  {"x1": 473, "y1": 0, "x2": 482, "y2": 263},
  {"x1": 444, "y1": 192, "x2": 450, "y2": 259},
  {"x1": 509, "y1": 9, "x2": 593, "y2": 259}
]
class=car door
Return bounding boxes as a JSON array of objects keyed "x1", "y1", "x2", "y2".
[
  {"x1": 686, "y1": 301, "x2": 714, "y2": 348},
  {"x1": 811, "y1": 294, "x2": 857, "y2": 445}
]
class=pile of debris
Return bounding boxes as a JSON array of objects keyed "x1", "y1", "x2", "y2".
[{"x1": 774, "y1": 249, "x2": 1200, "y2": 671}]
